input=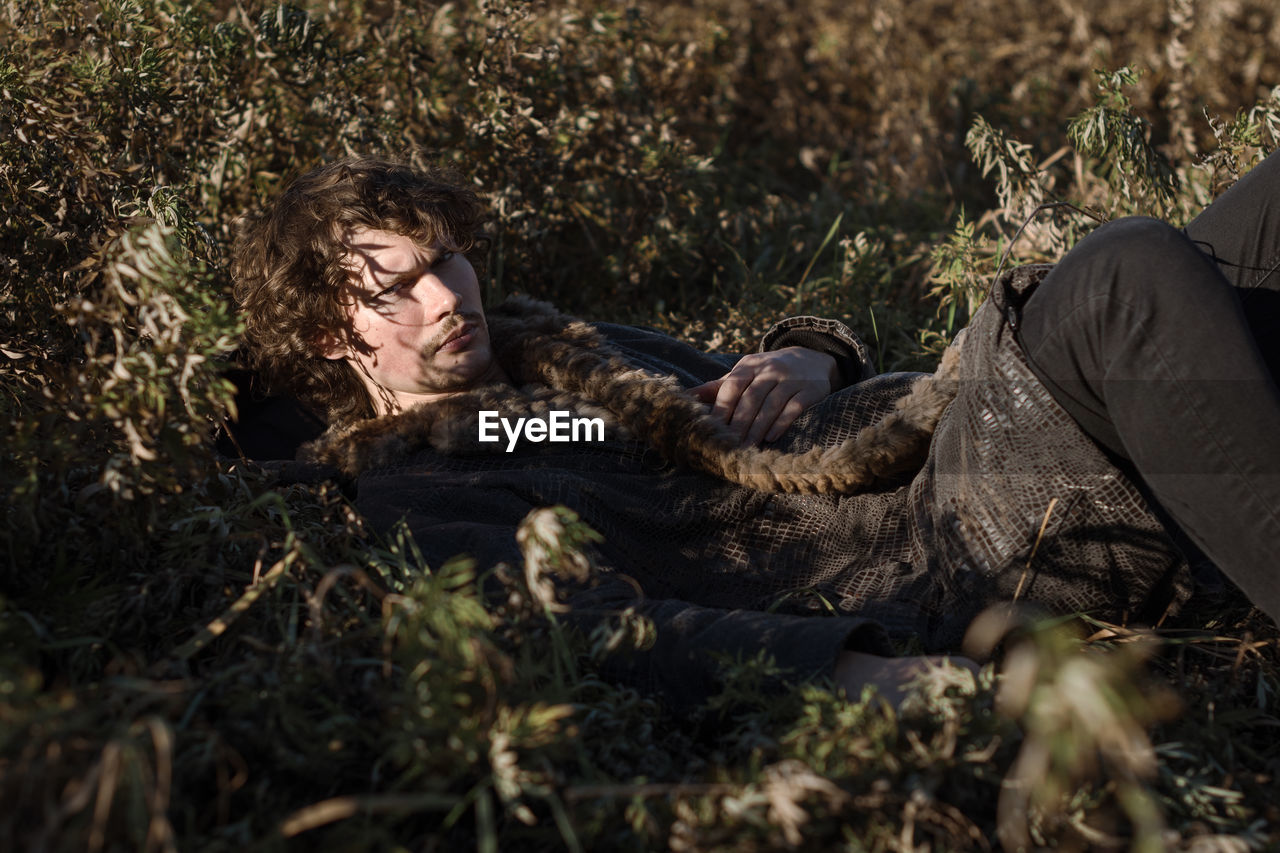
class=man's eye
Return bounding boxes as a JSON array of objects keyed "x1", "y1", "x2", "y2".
[
  {"x1": 374, "y1": 281, "x2": 406, "y2": 299},
  {"x1": 433, "y1": 251, "x2": 456, "y2": 267}
]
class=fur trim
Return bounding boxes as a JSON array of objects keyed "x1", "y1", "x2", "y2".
[{"x1": 303, "y1": 296, "x2": 965, "y2": 493}]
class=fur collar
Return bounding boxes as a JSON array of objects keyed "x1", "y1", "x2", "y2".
[{"x1": 303, "y1": 296, "x2": 963, "y2": 493}]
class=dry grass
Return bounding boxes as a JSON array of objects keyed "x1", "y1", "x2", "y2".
[{"x1": 2, "y1": 0, "x2": 1277, "y2": 849}]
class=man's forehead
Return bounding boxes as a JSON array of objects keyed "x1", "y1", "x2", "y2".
[{"x1": 339, "y1": 227, "x2": 427, "y2": 279}]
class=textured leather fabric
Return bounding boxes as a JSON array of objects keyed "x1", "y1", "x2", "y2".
[{"x1": 915, "y1": 264, "x2": 1192, "y2": 646}]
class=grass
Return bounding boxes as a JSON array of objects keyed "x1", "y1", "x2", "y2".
[{"x1": 2, "y1": 0, "x2": 1278, "y2": 849}]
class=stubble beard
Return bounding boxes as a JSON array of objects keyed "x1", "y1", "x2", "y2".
[{"x1": 416, "y1": 310, "x2": 492, "y2": 393}]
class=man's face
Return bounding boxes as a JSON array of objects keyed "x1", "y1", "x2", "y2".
[{"x1": 331, "y1": 227, "x2": 495, "y2": 413}]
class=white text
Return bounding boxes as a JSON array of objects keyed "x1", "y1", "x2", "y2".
[{"x1": 477, "y1": 410, "x2": 606, "y2": 452}]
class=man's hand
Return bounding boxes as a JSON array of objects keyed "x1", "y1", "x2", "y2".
[{"x1": 689, "y1": 346, "x2": 839, "y2": 447}]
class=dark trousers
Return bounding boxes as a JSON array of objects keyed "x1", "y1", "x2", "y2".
[{"x1": 1017, "y1": 152, "x2": 1280, "y2": 625}]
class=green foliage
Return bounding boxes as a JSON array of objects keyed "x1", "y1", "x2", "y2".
[
  {"x1": 66, "y1": 222, "x2": 240, "y2": 496},
  {"x1": 926, "y1": 210, "x2": 998, "y2": 343},
  {"x1": 2, "y1": 0, "x2": 1278, "y2": 850},
  {"x1": 1069, "y1": 67, "x2": 1181, "y2": 211}
]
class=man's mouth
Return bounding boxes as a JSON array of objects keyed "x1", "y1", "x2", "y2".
[{"x1": 436, "y1": 321, "x2": 476, "y2": 353}]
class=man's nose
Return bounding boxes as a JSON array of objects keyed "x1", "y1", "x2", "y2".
[{"x1": 420, "y1": 275, "x2": 461, "y2": 322}]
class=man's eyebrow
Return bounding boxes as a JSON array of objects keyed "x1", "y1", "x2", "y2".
[
  {"x1": 363, "y1": 254, "x2": 427, "y2": 286},
  {"x1": 369, "y1": 267, "x2": 415, "y2": 285}
]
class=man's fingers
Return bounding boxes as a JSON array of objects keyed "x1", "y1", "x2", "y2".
[
  {"x1": 689, "y1": 379, "x2": 721, "y2": 403},
  {"x1": 711, "y1": 374, "x2": 750, "y2": 425},
  {"x1": 728, "y1": 377, "x2": 776, "y2": 443},
  {"x1": 742, "y1": 383, "x2": 800, "y2": 446},
  {"x1": 764, "y1": 394, "x2": 809, "y2": 443},
  {"x1": 751, "y1": 380, "x2": 830, "y2": 445}
]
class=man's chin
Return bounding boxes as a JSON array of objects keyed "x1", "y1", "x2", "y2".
[{"x1": 419, "y1": 350, "x2": 497, "y2": 393}]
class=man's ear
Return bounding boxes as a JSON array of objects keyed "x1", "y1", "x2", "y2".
[{"x1": 315, "y1": 331, "x2": 349, "y2": 361}]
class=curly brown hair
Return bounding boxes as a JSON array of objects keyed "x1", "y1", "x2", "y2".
[{"x1": 231, "y1": 156, "x2": 485, "y2": 424}]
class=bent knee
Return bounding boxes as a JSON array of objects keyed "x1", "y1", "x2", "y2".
[
  {"x1": 1053, "y1": 215, "x2": 1221, "y2": 305},
  {"x1": 1084, "y1": 216, "x2": 1192, "y2": 261}
]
